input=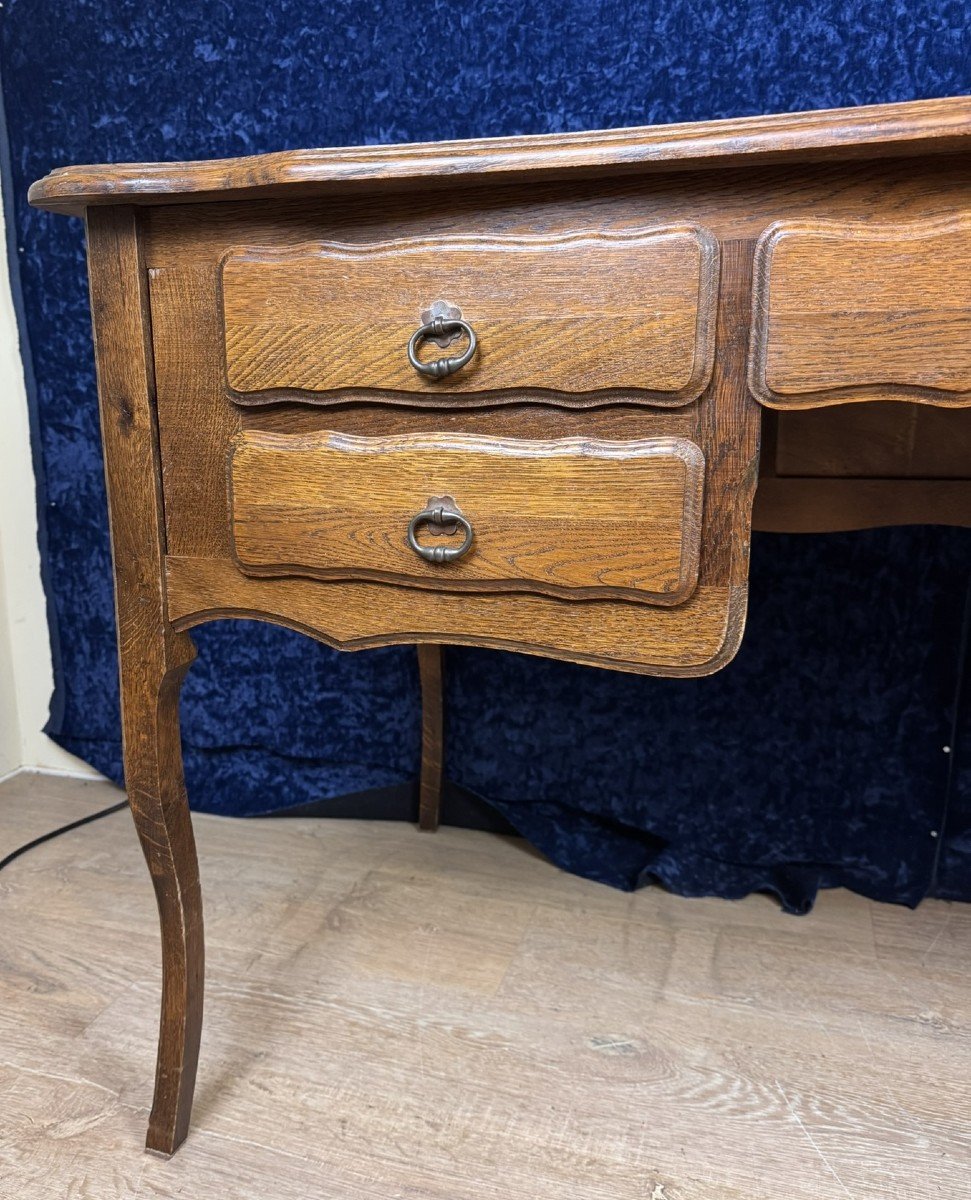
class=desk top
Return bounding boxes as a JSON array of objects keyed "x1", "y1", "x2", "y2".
[{"x1": 29, "y1": 95, "x2": 971, "y2": 217}]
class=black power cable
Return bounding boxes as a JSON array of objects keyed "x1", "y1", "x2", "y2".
[{"x1": 0, "y1": 799, "x2": 129, "y2": 874}]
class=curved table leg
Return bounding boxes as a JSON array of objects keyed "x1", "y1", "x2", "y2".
[
  {"x1": 85, "y1": 206, "x2": 205, "y2": 1154},
  {"x1": 122, "y1": 634, "x2": 203, "y2": 1156}
]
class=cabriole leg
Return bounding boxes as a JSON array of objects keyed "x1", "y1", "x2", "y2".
[
  {"x1": 85, "y1": 205, "x2": 204, "y2": 1154},
  {"x1": 122, "y1": 636, "x2": 203, "y2": 1156}
]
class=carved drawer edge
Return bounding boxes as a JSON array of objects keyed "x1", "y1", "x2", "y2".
[
  {"x1": 749, "y1": 215, "x2": 971, "y2": 410},
  {"x1": 164, "y1": 556, "x2": 749, "y2": 678},
  {"x1": 226, "y1": 430, "x2": 707, "y2": 607},
  {"x1": 218, "y1": 226, "x2": 721, "y2": 408}
]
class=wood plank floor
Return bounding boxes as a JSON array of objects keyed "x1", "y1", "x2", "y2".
[{"x1": 0, "y1": 771, "x2": 968, "y2": 1199}]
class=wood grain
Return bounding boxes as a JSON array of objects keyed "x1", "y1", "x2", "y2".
[
  {"x1": 140, "y1": 154, "x2": 971, "y2": 272},
  {"x1": 147, "y1": 232, "x2": 759, "y2": 676},
  {"x1": 757, "y1": 403, "x2": 971, "y2": 530},
  {"x1": 229, "y1": 430, "x2": 705, "y2": 606},
  {"x1": 3, "y1": 773, "x2": 970, "y2": 1200},
  {"x1": 220, "y1": 228, "x2": 719, "y2": 402},
  {"x1": 165, "y1": 555, "x2": 743, "y2": 676},
  {"x1": 27, "y1": 95, "x2": 971, "y2": 215},
  {"x1": 753, "y1": 477, "x2": 971, "y2": 531},
  {"x1": 750, "y1": 216, "x2": 971, "y2": 408},
  {"x1": 84, "y1": 207, "x2": 204, "y2": 1156},
  {"x1": 773, "y1": 402, "x2": 971, "y2": 479}
]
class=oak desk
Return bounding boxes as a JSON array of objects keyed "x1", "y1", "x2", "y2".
[{"x1": 29, "y1": 96, "x2": 971, "y2": 1154}]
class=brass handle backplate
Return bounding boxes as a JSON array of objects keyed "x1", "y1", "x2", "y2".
[
  {"x1": 407, "y1": 317, "x2": 478, "y2": 379},
  {"x1": 407, "y1": 504, "x2": 474, "y2": 563}
]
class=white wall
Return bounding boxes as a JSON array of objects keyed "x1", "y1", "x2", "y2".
[{"x1": 0, "y1": 179, "x2": 101, "y2": 781}]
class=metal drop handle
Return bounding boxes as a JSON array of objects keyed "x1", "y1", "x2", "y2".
[
  {"x1": 407, "y1": 505, "x2": 474, "y2": 563},
  {"x1": 407, "y1": 317, "x2": 477, "y2": 379}
]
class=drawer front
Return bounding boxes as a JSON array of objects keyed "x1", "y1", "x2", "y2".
[
  {"x1": 229, "y1": 431, "x2": 705, "y2": 606},
  {"x1": 220, "y1": 226, "x2": 719, "y2": 405},
  {"x1": 750, "y1": 216, "x2": 971, "y2": 409}
]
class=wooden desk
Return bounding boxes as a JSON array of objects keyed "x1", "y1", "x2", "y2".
[{"x1": 30, "y1": 96, "x2": 971, "y2": 1155}]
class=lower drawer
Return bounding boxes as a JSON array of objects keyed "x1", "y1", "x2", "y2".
[{"x1": 229, "y1": 430, "x2": 706, "y2": 606}]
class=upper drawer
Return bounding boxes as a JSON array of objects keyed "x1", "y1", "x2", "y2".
[
  {"x1": 749, "y1": 216, "x2": 971, "y2": 409},
  {"x1": 219, "y1": 226, "x2": 719, "y2": 406},
  {"x1": 229, "y1": 430, "x2": 705, "y2": 607}
]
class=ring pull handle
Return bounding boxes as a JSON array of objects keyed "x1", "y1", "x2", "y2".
[
  {"x1": 407, "y1": 504, "x2": 474, "y2": 563},
  {"x1": 407, "y1": 317, "x2": 478, "y2": 379}
]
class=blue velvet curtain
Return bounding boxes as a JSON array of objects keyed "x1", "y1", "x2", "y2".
[{"x1": 3, "y1": 0, "x2": 969, "y2": 911}]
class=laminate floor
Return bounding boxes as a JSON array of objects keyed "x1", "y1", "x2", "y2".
[{"x1": 1, "y1": 771, "x2": 968, "y2": 1199}]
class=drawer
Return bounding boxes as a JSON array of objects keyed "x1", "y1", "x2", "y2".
[
  {"x1": 146, "y1": 198, "x2": 759, "y2": 677},
  {"x1": 750, "y1": 216, "x2": 971, "y2": 409},
  {"x1": 219, "y1": 226, "x2": 719, "y2": 405},
  {"x1": 229, "y1": 430, "x2": 706, "y2": 606}
]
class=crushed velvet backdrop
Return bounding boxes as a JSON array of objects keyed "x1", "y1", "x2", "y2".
[{"x1": 2, "y1": 0, "x2": 969, "y2": 912}]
